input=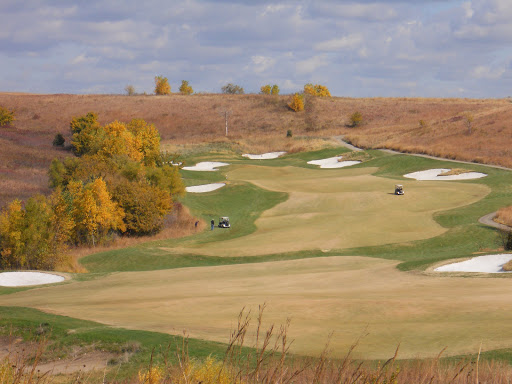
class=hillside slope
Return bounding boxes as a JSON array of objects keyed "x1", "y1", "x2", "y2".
[{"x1": 0, "y1": 93, "x2": 511, "y2": 207}]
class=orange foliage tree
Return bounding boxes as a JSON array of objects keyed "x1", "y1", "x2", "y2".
[{"x1": 288, "y1": 93, "x2": 304, "y2": 112}]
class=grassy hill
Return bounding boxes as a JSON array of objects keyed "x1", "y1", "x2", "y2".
[{"x1": 1, "y1": 92, "x2": 511, "y2": 207}]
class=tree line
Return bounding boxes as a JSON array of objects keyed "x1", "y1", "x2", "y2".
[{"x1": 0, "y1": 112, "x2": 185, "y2": 270}]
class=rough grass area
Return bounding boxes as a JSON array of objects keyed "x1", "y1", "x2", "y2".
[
  {"x1": 495, "y1": 206, "x2": 512, "y2": 227},
  {"x1": 2, "y1": 93, "x2": 512, "y2": 208}
]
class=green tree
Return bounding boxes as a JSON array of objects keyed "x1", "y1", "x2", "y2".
[
  {"x1": 0, "y1": 106, "x2": 15, "y2": 126},
  {"x1": 154, "y1": 75, "x2": 171, "y2": 95},
  {"x1": 48, "y1": 158, "x2": 66, "y2": 188},
  {"x1": 221, "y1": 83, "x2": 244, "y2": 94},
  {"x1": 179, "y1": 80, "x2": 193, "y2": 95}
]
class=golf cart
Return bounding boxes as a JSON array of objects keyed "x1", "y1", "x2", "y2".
[
  {"x1": 218, "y1": 217, "x2": 231, "y2": 228},
  {"x1": 395, "y1": 184, "x2": 405, "y2": 195}
]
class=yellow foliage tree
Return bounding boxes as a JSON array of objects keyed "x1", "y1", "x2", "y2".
[
  {"x1": 128, "y1": 119, "x2": 161, "y2": 166},
  {"x1": 260, "y1": 84, "x2": 271, "y2": 94},
  {"x1": 100, "y1": 121, "x2": 143, "y2": 162},
  {"x1": 0, "y1": 200, "x2": 25, "y2": 269},
  {"x1": 179, "y1": 80, "x2": 193, "y2": 95},
  {"x1": 69, "y1": 178, "x2": 125, "y2": 246},
  {"x1": 154, "y1": 75, "x2": 171, "y2": 95},
  {"x1": 304, "y1": 83, "x2": 331, "y2": 97},
  {"x1": 288, "y1": 93, "x2": 304, "y2": 112},
  {"x1": 271, "y1": 84, "x2": 280, "y2": 95}
]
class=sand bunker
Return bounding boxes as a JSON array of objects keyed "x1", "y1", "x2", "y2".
[
  {"x1": 307, "y1": 156, "x2": 361, "y2": 169},
  {"x1": 435, "y1": 254, "x2": 512, "y2": 273},
  {"x1": 242, "y1": 152, "x2": 286, "y2": 160},
  {"x1": 404, "y1": 168, "x2": 487, "y2": 181},
  {"x1": 0, "y1": 272, "x2": 65, "y2": 287},
  {"x1": 186, "y1": 183, "x2": 225, "y2": 193},
  {"x1": 182, "y1": 162, "x2": 229, "y2": 171}
]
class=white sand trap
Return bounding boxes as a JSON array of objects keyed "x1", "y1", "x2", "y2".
[
  {"x1": 435, "y1": 254, "x2": 512, "y2": 273},
  {"x1": 307, "y1": 156, "x2": 361, "y2": 169},
  {"x1": 242, "y1": 152, "x2": 286, "y2": 160},
  {"x1": 0, "y1": 271, "x2": 65, "y2": 287},
  {"x1": 182, "y1": 162, "x2": 229, "y2": 171},
  {"x1": 186, "y1": 183, "x2": 226, "y2": 193},
  {"x1": 404, "y1": 168, "x2": 487, "y2": 180}
]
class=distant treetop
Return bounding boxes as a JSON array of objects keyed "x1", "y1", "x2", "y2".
[{"x1": 222, "y1": 83, "x2": 244, "y2": 94}]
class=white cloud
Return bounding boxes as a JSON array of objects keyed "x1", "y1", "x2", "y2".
[
  {"x1": 471, "y1": 65, "x2": 506, "y2": 79},
  {"x1": 249, "y1": 55, "x2": 276, "y2": 73},
  {"x1": 296, "y1": 55, "x2": 328, "y2": 75},
  {"x1": 315, "y1": 34, "x2": 363, "y2": 51}
]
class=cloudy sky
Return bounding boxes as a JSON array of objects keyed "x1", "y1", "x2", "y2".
[{"x1": 1, "y1": 0, "x2": 511, "y2": 97}]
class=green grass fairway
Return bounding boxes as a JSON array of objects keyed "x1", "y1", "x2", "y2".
[
  {"x1": 175, "y1": 165, "x2": 489, "y2": 256},
  {"x1": 4, "y1": 257, "x2": 512, "y2": 360},
  {"x1": 3, "y1": 149, "x2": 512, "y2": 364}
]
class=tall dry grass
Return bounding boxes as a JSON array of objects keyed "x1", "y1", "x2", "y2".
[
  {"x1": 3, "y1": 306, "x2": 512, "y2": 383},
  {"x1": 495, "y1": 206, "x2": 512, "y2": 227},
  {"x1": 1, "y1": 93, "x2": 512, "y2": 207}
]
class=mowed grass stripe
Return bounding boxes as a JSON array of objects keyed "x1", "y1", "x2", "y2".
[{"x1": 4, "y1": 257, "x2": 512, "y2": 360}]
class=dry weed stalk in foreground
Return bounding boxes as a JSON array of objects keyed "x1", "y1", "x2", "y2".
[{"x1": 134, "y1": 305, "x2": 512, "y2": 384}]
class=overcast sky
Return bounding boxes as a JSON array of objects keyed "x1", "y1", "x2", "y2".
[{"x1": 1, "y1": 0, "x2": 511, "y2": 97}]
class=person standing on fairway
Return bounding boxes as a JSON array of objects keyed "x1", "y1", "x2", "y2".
[{"x1": 211, "y1": 219, "x2": 214, "y2": 230}]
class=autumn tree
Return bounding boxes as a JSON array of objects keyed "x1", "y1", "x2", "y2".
[
  {"x1": 112, "y1": 180, "x2": 172, "y2": 235},
  {"x1": 70, "y1": 112, "x2": 103, "y2": 156},
  {"x1": 154, "y1": 75, "x2": 171, "y2": 95},
  {"x1": 260, "y1": 85, "x2": 271, "y2": 95},
  {"x1": 271, "y1": 84, "x2": 280, "y2": 95},
  {"x1": 288, "y1": 93, "x2": 304, "y2": 112},
  {"x1": 128, "y1": 118, "x2": 161, "y2": 166},
  {"x1": 125, "y1": 85, "x2": 136, "y2": 96},
  {"x1": 304, "y1": 83, "x2": 331, "y2": 97},
  {"x1": 179, "y1": 80, "x2": 193, "y2": 95},
  {"x1": 0, "y1": 199, "x2": 25, "y2": 269},
  {"x1": 0, "y1": 106, "x2": 15, "y2": 126},
  {"x1": 222, "y1": 83, "x2": 244, "y2": 94},
  {"x1": 349, "y1": 111, "x2": 363, "y2": 127},
  {"x1": 68, "y1": 178, "x2": 125, "y2": 246}
]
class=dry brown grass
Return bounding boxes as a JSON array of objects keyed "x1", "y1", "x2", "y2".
[
  {"x1": 1, "y1": 93, "x2": 511, "y2": 208},
  {"x1": 495, "y1": 206, "x2": 512, "y2": 227},
  {"x1": 438, "y1": 168, "x2": 474, "y2": 176}
]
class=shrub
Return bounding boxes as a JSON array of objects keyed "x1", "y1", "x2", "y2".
[
  {"x1": 221, "y1": 83, "x2": 244, "y2": 94},
  {"x1": 52, "y1": 133, "x2": 65, "y2": 147},
  {"x1": 304, "y1": 83, "x2": 331, "y2": 97},
  {"x1": 154, "y1": 75, "x2": 171, "y2": 95},
  {"x1": 125, "y1": 85, "x2": 136, "y2": 96},
  {"x1": 349, "y1": 111, "x2": 363, "y2": 127},
  {"x1": 260, "y1": 84, "x2": 271, "y2": 95},
  {"x1": 288, "y1": 93, "x2": 304, "y2": 112},
  {"x1": 179, "y1": 80, "x2": 193, "y2": 95},
  {"x1": 419, "y1": 119, "x2": 428, "y2": 129},
  {"x1": 0, "y1": 106, "x2": 15, "y2": 126},
  {"x1": 271, "y1": 84, "x2": 280, "y2": 95},
  {"x1": 286, "y1": 129, "x2": 293, "y2": 137}
]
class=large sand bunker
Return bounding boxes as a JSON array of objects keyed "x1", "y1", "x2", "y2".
[
  {"x1": 435, "y1": 254, "x2": 512, "y2": 273},
  {"x1": 182, "y1": 162, "x2": 229, "y2": 171},
  {"x1": 242, "y1": 152, "x2": 286, "y2": 160},
  {"x1": 0, "y1": 272, "x2": 65, "y2": 287},
  {"x1": 404, "y1": 168, "x2": 487, "y2": 180},
  {"x1": 307, "y1": 156, "x2": 360, "y2": 169},
  {"x1": 185, "y1": 183, "x2": 225, "y2": 193}
]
